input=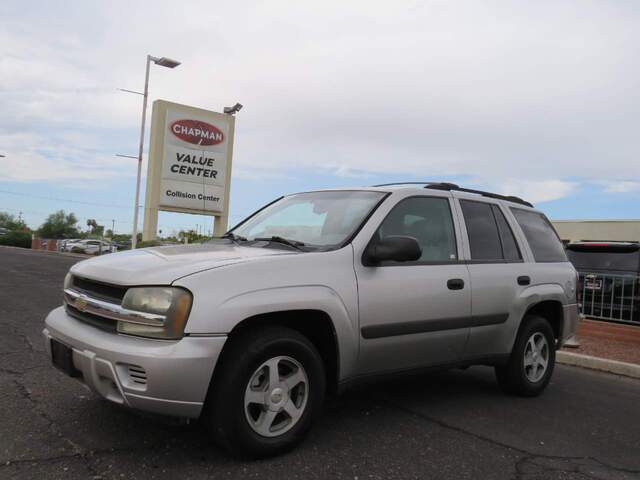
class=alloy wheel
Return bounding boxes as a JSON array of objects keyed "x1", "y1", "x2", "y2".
[
  {"x1": 523, "y1": 332, "x2": 549, "y2": 383},
  {"x1": 244, "y1": 356, "x2": 309, "y2": 437}
]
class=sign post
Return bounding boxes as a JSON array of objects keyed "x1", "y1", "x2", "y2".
[{"x1": 142, "y1": 100, "x2": 235, "y2": 241}]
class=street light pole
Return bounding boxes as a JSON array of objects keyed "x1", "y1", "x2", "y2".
[{"x1": 130, "y1": 55, "x2": 180, "y2": 249}]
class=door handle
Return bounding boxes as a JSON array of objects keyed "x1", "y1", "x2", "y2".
[
  {"x1": 517, "y1": 276, "x2": 531, "y2": 286},
  {"x1": 447, "y1": 278, "x2": 465, "y2": 290}
]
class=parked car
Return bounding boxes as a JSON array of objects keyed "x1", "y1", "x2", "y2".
[
  {"x1": 59, "y1": 239, "x2": 81, "y2": 252},
  {"x1": 68, "y1": 239, "x2": 116, "y2": 255},
  {"x1": 0, "y1": 227, "x2": 9, "y2": 236},
  {"x1": 43, "y1": 182, "x2": 578, "y2": 457},
  {"x1": 566, "y1": 241, "x2": 639, "y2": 323}
]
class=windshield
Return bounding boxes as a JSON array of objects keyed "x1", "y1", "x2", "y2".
[{"x1": 230, "y1": 191, "x2": 386, "y2": 250}]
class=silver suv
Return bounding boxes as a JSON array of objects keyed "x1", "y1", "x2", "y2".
[{"x1": 43, "y1": 182, "x2": 579, "y2": 457}]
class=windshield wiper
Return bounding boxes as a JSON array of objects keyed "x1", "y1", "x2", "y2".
[
  {"x1": 253, "y1": 236, "x2": 305, "y2": 250},
  {"x1": 221, "y1": 232, "x2": 247, "y2": 244}
]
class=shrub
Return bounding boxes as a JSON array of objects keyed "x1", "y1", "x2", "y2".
[
  {"x1": 136, "y1": 240, "x2": 164, "y2": 248},
  {"x1": 0, "y1": 231, "x2": 32, "y2": 249}
]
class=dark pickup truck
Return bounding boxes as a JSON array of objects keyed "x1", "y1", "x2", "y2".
[{"x1": 566, "y1": 242, "x2": 640, "y2": 324}]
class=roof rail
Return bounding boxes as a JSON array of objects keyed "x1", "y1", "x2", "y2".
[
  {"x1": 371, "y1": 181, "x2": 534, "y2": 207},
  {"x1": 424, "y1": 182, "x2": 534, "y2": 207},
  {"x1": 372, "y1": 182, "x2": 435, "y2": 187}
]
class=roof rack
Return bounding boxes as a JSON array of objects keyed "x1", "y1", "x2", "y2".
[
  {"x1": 371, "y1": 181, "x2": 533, "y2": 207},
  {"x1": 425, "y1": 183, "x2": 533, "y2": 207},
  {"x1": 372, "y1": 182, "x2": 436, "y2": 187}
]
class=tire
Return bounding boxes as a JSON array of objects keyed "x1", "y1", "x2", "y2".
[
  {"x1": 495, "y1": 315, "x2": 556, "y2": 397},
  {"x1": 204, "y1": 326, "x2": 326, "y2": 458}
]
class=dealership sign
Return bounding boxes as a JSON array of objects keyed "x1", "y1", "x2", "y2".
[
  {"x1": 142, "y1": 100, "x2": 236, "y2": 240},
  {"x1": 170, "y1": 119, "x2": 224, "y2": 146}
]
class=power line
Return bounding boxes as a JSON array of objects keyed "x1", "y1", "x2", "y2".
[{"x1": 0, "y1": 189, "x2": 139, "y2": 209}]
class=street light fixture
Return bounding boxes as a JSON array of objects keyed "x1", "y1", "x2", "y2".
[
  {"x1": 129, "y1": 54, "x2": 181, "y2": 249},
  {"x1": 154, "y1": 57, "x2": 181, "y2": 68}
]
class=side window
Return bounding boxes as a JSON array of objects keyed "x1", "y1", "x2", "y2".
[
  {"x1": 492, "y1": 205, "x2": 522, "y2": 261},
  {"x1": 376, "y1": 197, "x2": 457, "y2": 262},
  {"x1": 460, "y1": 200, "x2": 503, "y2": 261},
  {"x1": 511, "y1": 208, "x2": 568, "y2": 262}
]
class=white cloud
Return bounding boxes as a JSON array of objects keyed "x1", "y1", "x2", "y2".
[
  {"x1": 1, "y1": 0, "x2": 640, "y2": 201},
  {"x1": 0, "y1": 131, "x2": 137, "y2": 184},
  {"x1": 489, "y1": 179, "x2": 577, "y2": 204},
  {"x1": 598, "y1": 180, "x2": 640, "y2": 193}
]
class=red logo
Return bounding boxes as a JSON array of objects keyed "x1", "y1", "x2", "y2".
[{"x1": 170, "y1": 119, "x2": 224, "y2": 146}]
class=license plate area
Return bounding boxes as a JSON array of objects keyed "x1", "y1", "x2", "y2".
[
  {"x1": 50, "y1": 339, "x2": 81, "y2": 377},
  {"x1": 585, "y1": 279, "x2": 602, "y2": 290}
]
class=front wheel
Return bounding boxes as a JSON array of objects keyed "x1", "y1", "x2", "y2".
[
  {"x1": 205, "y1": 326, "x2": 326, "y2": 458},
  {"x1": 495, "y1": 315, "x2": 556, "y2": 397}
]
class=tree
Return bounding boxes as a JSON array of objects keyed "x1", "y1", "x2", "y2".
[
  {"x1": 38, "y1": 210, "x2": 80, "y2": 239},
  {"x1": 0, "y1": 212, "x2": 26, "y2": 231}
]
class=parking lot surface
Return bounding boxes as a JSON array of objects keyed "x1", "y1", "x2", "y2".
[{"x1": 1, "y1": 246, "x2": 639, "y2": 479}]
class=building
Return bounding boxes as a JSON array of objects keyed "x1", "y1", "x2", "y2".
[{"x1": 551, "y1": 220, "x2": 640, "y2": 244}]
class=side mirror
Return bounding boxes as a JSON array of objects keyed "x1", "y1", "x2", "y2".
[{"x1": 363, "y1": 235, "x2": 422, "y2": 266}]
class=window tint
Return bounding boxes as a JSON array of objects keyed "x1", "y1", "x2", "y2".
[
  {"x1": 566, "y1": 250, "x2": 640, "y2": 272},
  {"x1": 511, "y1": 208, "x2": 567, "y2": 262},
  {"x1": 492, "y1": 205, "x2": 522, "y2": 261},
  {"x1": 460, "y1": 200, "x2": 502, "y2": 260},
  {"x1": 377, "y1": 197, "x2": 457, "y2": 262}
]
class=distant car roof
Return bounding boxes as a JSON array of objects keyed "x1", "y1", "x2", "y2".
[{"x1": 566, "y1": 241, "x2": 640, "y2": 252}]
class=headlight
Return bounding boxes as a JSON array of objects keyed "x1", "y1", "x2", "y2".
[
  {"x1": 64, "y1": 272, "x2": 73, "y2": 290},
  {"x1": 117, "y1": 287, "x2": 192, "y2": 340},
  {"x1": 63, "y1": 273, "x2": 73, "y2": 304}
]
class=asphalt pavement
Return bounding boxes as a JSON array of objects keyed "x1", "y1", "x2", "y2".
[{"x1": 1, "y1": 246, "x2": 639, "y2": 480}]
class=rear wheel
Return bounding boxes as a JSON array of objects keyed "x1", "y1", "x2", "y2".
[
  {"x1": 495, "y1": 315, "x2": 555, "y2": 396},
  {"x1": 205, "y1": 326, "x2": 326, "y2": 458}
]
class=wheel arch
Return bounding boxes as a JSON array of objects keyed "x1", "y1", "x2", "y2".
[
  {"x1": 222, "y1": 309, "x2": 341, "y2": 395},
  {"x1": 514, "y1": 284, "x2": 568, "y2": 350},
  {"x1": 524, "y1": 300, "x2": 564, "y2": 345}
]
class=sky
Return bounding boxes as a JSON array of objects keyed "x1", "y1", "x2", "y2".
[{"x1": 1, "y1": 0, "x2": 639, "y2": 236}]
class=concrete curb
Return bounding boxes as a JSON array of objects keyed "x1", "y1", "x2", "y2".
[{"x1": 557, "y1": 351, "x2": 640, "y2": 379}]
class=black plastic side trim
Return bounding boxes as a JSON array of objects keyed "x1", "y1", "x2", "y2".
[
  {"x1": 337, "y1": 353, "x2": 511, "y2": 394},
  {"x1": 361, "y1": 313, "x2": 509, "y2": 339}
]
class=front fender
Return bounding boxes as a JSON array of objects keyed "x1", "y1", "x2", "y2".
[{"x1": 186, "y1": 285, "x2": 358, "y2": 381}]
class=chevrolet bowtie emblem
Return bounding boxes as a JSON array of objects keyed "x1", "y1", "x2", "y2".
[{"x1": 75, "y1": 295, "x2": 89, "y2": 312}]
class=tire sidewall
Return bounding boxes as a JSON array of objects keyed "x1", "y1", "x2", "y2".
[
  {"x1": 215, "y1": 330, "x2": 325, "y2": 457},
  {"x1": 512, "y1": 315, "x2": 556, "y2": 395}
]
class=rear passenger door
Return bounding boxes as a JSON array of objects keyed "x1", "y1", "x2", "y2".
[{"x1": 455, "y1": 197, "x2": 529, "y2": 359}]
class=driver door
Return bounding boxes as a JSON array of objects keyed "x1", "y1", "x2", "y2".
[{"x1": 354, "y1": 195, "x2": 471, "y2": 375}]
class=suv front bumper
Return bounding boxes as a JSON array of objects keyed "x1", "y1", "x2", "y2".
[{"x1": 43, "y1": 306, "x2": 226, "y2": 418}]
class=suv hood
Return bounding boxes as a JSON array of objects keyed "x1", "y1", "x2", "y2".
[{"x1": 70, "y1": 242, "x2": 296, "y2": 286}]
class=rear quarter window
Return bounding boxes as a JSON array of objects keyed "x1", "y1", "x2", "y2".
[{"x1": 510, "y1": 208, "x2": 567, "y2": 262}]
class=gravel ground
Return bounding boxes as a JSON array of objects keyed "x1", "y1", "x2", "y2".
[{"x1": 564, "y1": 319, "x2": 640, "y2": 365}]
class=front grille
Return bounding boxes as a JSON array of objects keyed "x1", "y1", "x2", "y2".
[
  {"x1": 66, "y1": 304, "x2": 118, "y2": 333},
  {"x1": 71, "y1": 276, "x2": 128, "y2": 304}
]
